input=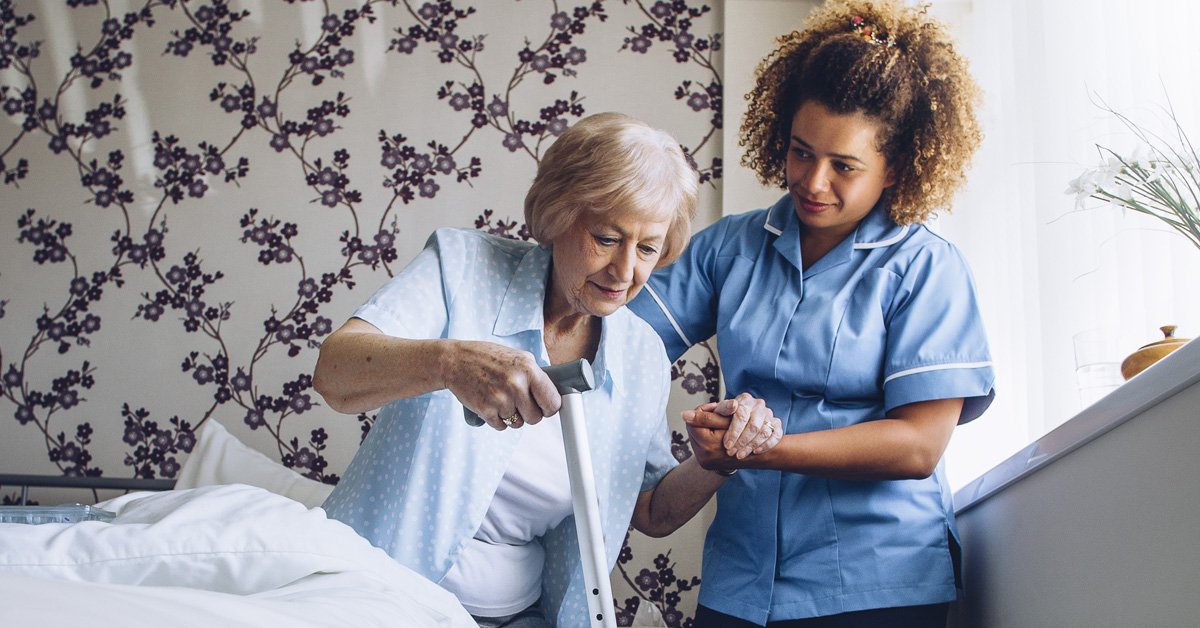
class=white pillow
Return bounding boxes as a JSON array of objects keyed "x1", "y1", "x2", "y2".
[
  {"x1": 4, "y1": 485, "x2": 390, "y2": 594},
  {"x1": 174, "y1": 420, "x2": 333, "y2": 508},
  {"x1": 0, "y1": 485, "x2": 477, "y2": 627}
]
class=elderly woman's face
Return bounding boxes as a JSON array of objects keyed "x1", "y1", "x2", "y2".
[{"x1": 548, "y1": 210, "x2": 670, "y2": 319}]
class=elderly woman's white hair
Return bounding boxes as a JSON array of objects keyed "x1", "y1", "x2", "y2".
[{"x1": 524, "y1": 112, "x2": 699, "y2": 267}]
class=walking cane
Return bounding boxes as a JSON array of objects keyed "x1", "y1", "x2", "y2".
[{"x1": 464, "y1": 359, "x2": 617, "y2": 628}]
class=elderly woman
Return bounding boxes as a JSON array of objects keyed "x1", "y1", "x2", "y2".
[{"x1": 313, "y1": 112, "x2": 779, "y2": 628}]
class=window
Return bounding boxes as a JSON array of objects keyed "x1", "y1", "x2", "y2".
[{"x1": 932, "y1": 0, "x2": 1200, "y2": 488}]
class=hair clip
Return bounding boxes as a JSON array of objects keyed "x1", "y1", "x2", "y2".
[{"x1": 851, "y1": 16, "x2": 895, "y2": 47}]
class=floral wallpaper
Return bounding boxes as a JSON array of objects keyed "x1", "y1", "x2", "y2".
[{"x1": 0, "y1": 0, "x2": 724, "y2": 624}]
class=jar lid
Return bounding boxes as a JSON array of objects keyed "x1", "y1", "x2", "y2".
[{"x1": 1139, "y1": 325, "x2": 1190, "y2": 349}]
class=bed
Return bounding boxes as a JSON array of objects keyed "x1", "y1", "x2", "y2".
[{"x1": 0, "y1": 421, "x2": 478, "y2": 628}]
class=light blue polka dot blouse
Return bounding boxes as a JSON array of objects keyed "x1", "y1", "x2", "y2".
[{"x1": 323, "y1": 227, "x2": 677, "y2": 628}]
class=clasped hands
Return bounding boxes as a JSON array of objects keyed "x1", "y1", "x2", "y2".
[
  {"x1": 683, "y1": 393, "x2": 783, "y2": 474},
  {"x1": 446, "y1": 341, "x2": 786, "y2": 471}
]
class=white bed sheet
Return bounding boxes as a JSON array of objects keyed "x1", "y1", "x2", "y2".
[{"x1": 0, "y1": 484, "x2": 477, "y2": 628}]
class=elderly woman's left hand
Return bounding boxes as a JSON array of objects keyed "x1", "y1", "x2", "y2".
[{"x1": 683, "y1": 393, "x2": 782, "y2": 463}]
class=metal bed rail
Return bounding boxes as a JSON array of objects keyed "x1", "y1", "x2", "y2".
[{"x1": 0, "y1": 474, "x2": 176, "y2": 505}]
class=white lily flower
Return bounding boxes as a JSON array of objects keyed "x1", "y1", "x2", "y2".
[
  {"x1": 1146, "y1": 159, "x2": 1167, "y2": 183},
  {"x1": 1098, "y1": 163, "x2": 1123, "y2": 192},
  {"x1": 1129, "y1": 144, "x2": 1153, "y2": 170},
  {"x1": 1065, "y1": 170, "x2": 1098, "y2": 199},
  {"x1": 1069, "y1": 102, "x2": 1200, "y2": 252},
  {"x1": 1112, "y1": 181, "x2": 1134, "y2": 205}
]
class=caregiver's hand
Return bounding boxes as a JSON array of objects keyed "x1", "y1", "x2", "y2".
[
  {"x1": 683, "y1": 393, "x2": 782, "y2": 460},
  {"x1": 681, "y1": 415, "x2": 735, "y2": 473},
  {"x1": 445, "y1": 340, "x2": 561, "y2": 431}
]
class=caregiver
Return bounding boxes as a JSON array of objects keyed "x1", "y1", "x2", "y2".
[{"x1": 628, "y1": 1, "x2": 996, "y2": 626}]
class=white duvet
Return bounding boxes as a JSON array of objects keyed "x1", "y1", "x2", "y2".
[{"x1": 0, "y1": 484, "x2": 477, "y2": 628}]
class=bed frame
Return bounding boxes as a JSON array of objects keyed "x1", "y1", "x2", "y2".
[{"x1": 0, "y1": 474, "x2": 176, "y2": 506}]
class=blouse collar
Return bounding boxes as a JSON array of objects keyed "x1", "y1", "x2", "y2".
[{"x1": 492, "y1": 241, "x2": 623, "y2": 395}]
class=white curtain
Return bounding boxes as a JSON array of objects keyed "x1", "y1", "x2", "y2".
[{"x1": 935, "y1": 0, "x2": 1200, "y2": 488}]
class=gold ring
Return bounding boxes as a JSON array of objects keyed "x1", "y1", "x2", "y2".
[
  {"x1": 764, "y1": 422, "x2": 775, "y2": 437},
  {"x1": 503, "y1": 413, "x2": 521, "y2": 427}
]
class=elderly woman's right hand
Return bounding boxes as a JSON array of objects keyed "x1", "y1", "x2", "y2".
[{"x1": 445, "y1": 340, "x2": 562, "y2": 430}]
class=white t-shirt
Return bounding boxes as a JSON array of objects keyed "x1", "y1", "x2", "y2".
[{"x1": 439, "y1": 415, "x2": 573, "y2": 617}]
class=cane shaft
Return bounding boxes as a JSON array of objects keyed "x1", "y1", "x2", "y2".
[{"x1": 559, "y1": 391, "x2": 618, "y2": 628}]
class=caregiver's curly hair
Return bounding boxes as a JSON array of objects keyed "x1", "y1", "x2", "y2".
[{"x1": 740, "y1": 0, "x2": 982, "y2": 225}]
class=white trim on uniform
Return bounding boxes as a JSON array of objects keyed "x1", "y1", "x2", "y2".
[
  {"x1": 883, "y1": 360, "x2": 994, "y2": 384},
  {"x1": 763, "y1": 204, "x2": 784, "y2": 236},
  {"x1": 644, "y1": 284, "x2": 692, "y2": 347},
  {"x1": 855, "y1": 224, "x2": 910, "y2": 250}
]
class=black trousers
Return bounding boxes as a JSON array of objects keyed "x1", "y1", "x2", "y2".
[{"x1": 693, "y1": 603, "x2": 949, "y2": 628}]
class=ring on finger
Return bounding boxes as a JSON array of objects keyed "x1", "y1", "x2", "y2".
[
  {"x1": 763, "y1": 422, "x2": 775, "y2": 437},
  {"x1": 503, "y1": 413, "x2": 522, "y2": 427}
]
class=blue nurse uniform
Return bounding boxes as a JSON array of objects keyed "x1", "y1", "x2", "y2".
[{"x1": 627, "y1": 195, "x2": 995, "y2": 624}]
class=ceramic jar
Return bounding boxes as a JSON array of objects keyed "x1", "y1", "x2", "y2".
[{"x1": 1120, "y1": 325, "x2": 1191, "y2": 380}]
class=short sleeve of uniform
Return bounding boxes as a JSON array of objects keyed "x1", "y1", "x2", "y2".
[
  {"x1": 629, "y1": 218, "x2": 732, "y2": 361},
  {"x1": 353, "y1": 230, "x2": 466, "y2": 340},
  {"x1": 640, "y1": 356, "x2": 677, "y2": 492},
  {"x1": 883, "y1": 240, "x2": 995, "y2": 424}
]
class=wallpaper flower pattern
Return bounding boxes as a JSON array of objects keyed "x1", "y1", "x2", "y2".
[{"x1": 0, "y1": 0, "x2": 723, "y2": 624}]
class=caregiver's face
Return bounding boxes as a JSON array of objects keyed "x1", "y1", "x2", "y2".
[{"x1": 786, "y1": 100, "x2": 896, "y2": 241}]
